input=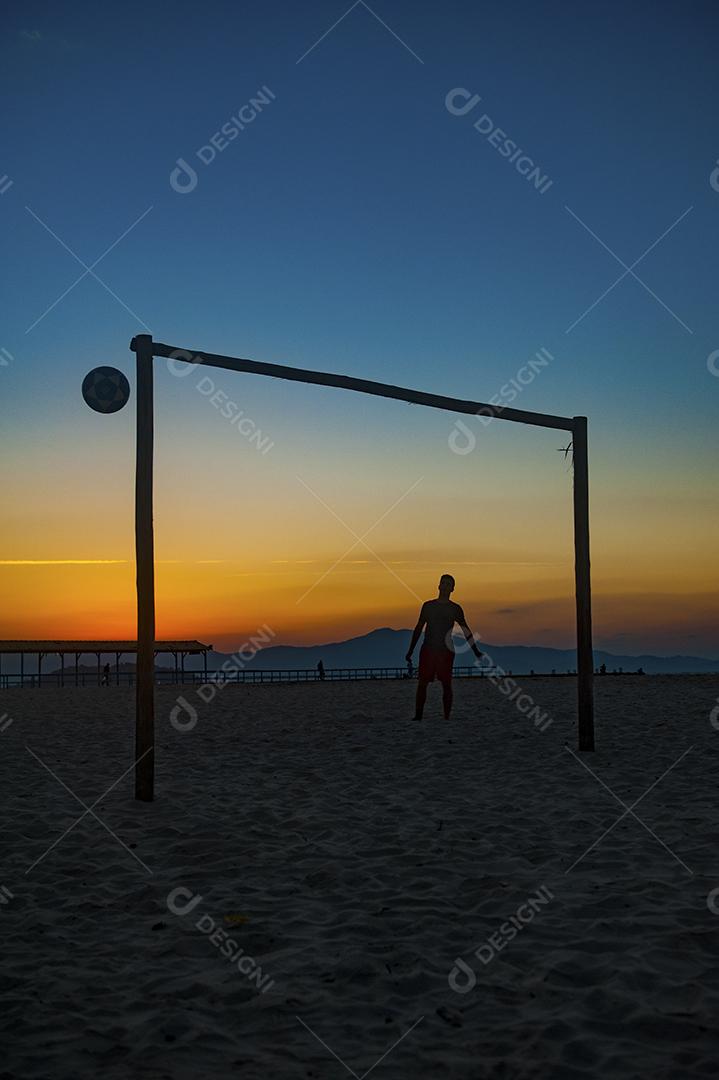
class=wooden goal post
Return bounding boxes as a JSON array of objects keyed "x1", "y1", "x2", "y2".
[{"x1": 130, "y1": 334, "x2": 595, "y2": 800}]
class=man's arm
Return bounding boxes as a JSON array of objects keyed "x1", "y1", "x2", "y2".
[
  {"x1": 406, "y1": 603, "x2": 428, "y2": 661},
  {"x1": 456, "y1": 606, "x2": 483, "y2": 660}
]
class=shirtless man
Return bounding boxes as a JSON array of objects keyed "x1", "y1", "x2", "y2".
[{"x1": 405, "y1": 574, "x2": 483, "y2": 720}]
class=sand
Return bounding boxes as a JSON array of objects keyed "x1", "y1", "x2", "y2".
[{"x1": 1, "y1": 674, "x2": 718, "y2": 1079}]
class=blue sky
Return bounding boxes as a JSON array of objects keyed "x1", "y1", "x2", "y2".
[
  {"x1": 2, "y1": 0, "x2": 718, "y2": 653},
  {"x1": 3, "y1": 1, "x2": 717, "y2": 422}
]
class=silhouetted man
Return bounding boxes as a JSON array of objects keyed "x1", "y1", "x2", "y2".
[
  {"x1": 406, "y1": 574, "x2": 483, "y2": 720},
  {"x1": 317, "y1": 659, "x2": 325, "y2": 681}
]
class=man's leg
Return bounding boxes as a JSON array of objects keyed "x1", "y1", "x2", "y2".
[
  {"x1": 441, "y1": 678, "x2": 453, "y2": 720},
  {"x1": 414, "y1": 678, "x2": 428, "y2": 720}
]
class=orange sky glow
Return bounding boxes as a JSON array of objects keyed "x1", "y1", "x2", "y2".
[{"x1": 2, "y1": 379, "x2": 716, "y2": 658}]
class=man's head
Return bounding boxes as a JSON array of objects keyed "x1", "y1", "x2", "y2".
[{"x1": 438, "y1": 573, "x2": 455, "y2": 598}]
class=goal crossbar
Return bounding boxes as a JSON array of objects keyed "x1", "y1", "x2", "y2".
[
  {"x1": 151, "y1": 340, "x2": 576, "y2": 432},
  {"x1": 129, "y1": 334, "x2": 595, "y2": 801}
]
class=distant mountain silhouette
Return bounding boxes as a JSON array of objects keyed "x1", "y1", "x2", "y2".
[{"x1": 198, "y1": 627, "x2": 718, "y2": 675}]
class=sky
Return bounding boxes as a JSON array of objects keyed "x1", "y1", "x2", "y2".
[{"x1": 1, "y1": 0, "x2": 718, "y2": 656}]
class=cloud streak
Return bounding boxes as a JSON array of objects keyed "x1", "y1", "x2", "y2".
[{"x1": 0, "y1": 559, "x2": 128, "y2": 566}]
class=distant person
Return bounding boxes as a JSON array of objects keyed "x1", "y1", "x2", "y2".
[
  {"x1": 599, "y1": 663, "x2": 606, "y2": 675},
  {"x1": 406, "y1": 657, "x2": 414, "y2": 678},
  {"x1": 101, "y1": 662, "x2": 110, "y2": 686},
  {"x1": 316, "y1": 659, "x2": 325, "y2": 682},
  {"x1": 637, "y1": 666, "x2": 645, "y2": 675},
  {"x1": 405, "y1": 573, "x2": 483, "y2": 721}
]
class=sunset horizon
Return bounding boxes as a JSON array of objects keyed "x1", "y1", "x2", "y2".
[{"x1": 2, "y1": 547, "x2": 717, "y2": 659}]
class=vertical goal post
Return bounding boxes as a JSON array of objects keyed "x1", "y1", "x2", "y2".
[{"x1": 129, "y1": 333, "x2": 595, "y2": 801}]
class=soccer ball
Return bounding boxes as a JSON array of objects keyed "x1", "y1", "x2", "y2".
[{"x1": 82, "y1": 366, "x2": 130, "y2": 414}]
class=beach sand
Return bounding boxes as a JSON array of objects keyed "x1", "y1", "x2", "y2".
[{"x1": 1, "y1": 674, "x2": 718, "y2": 1079}]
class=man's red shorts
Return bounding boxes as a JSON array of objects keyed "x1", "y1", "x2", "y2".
[{"x1": 418, "y1": 644, "x2": 455, "y2": 683}]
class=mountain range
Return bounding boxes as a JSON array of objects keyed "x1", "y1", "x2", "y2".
[
  {"x1": 26, "y1": 627, "x2": 718, "y2": 678},
  {"x1": 197, "y1": 627, "x2": 718, "y2": 675}
]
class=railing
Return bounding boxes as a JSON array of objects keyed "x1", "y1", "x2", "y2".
[
  {"x1": 0, "y1": 665, "x2": 521, "y2": 689},
  {"x1": 0, "y1": 666, "x2": 668, "y2": 688}
]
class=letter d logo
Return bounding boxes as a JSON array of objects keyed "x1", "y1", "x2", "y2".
[
  {"x1": 170, "y1": 157, "x2": 198, "y2": 194},
  {"x1": 710, "y1": 160, "x2": 719, "y2": 193},
  {"x1": 448, "y1": 419, "x2": 476, "y2": 456},
  {"x1": 170, "y1": 696, "x2": 199, "y2": 732},
  {"x1": 166, "y1": 350, "x2": 200, "y2": 379},
  {"x1": 448, "y1": 957, "x2": 477, "y2": 994},
  {"x1": 167, "y1": 886, "x2": 203, "y2": 916},
  {"x1": 445, "y1": 88, "x2": 481, "y2": 116},
  {"x1": 709, "y1": 700, "x2": 719, "y2": 730},
  {"x1": 707, "y1": 351, "x2": 719, "y2": 379}
]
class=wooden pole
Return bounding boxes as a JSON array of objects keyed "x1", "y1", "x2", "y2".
[
  {"x1": 572, "y1": 417, "x2": 595, "y2": 751},
  {"x1": 152, "y1": 341, "x2": 575, "y2": 433},
  {"x1": 134, "y1": 334, "x2": 156, "y2": 800}
]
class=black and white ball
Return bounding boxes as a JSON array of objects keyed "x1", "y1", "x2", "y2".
[{"x1": 82, "y1": 366, "x2": 130, "y2": 413}]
